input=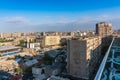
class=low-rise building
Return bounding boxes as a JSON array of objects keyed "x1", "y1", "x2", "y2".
[
  {"x1": 0, "y1": 59, "x2": 19, "y2": 74},
  {"x1": 0, "y1": 42, "x2": 13, "y2": 46},
  {"x1": 47, "y1": 76, "x2": 70, "y2": 80},
  {"x1": 45, "y1": 63, "x2": 63, "y2": 77},
  {"x1": 24, "y1": 59, "x2": 38, "y2": 67},
  {"x1": 0, "y1": 46, "x2": 21, "y2": 54},
  {"x1": 30, "y1": 43, "x2": 40, "y2": 50},
  {"x1": 32, "y1": 65, "x2": 46, "y2": 80},
  {"x1": 46, "y1": 50, "x2": 59, "y2": 58},
  {"x1": 23, "y1": 48, "x2": 37, "y2": 55}
]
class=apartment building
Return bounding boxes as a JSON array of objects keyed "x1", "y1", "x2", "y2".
[
  {"x1": 42, "y1": 36, "x2": 60, "y2": 47},
  {"x1": 67, "y1": 36, "x2": 101, "y2": 79},
  {"x1": 96, "y1": 22, "x2": 112, "y2": 37},
  {"x1": 96, "y1": 22, "x2": 113, "y2": 47}
]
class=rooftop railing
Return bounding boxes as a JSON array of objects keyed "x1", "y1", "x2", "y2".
[{"x1": 94, "y1": 37, "x2": 115, "y2": 80}]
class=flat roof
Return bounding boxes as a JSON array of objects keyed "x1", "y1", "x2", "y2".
[
  {"x1": 0, "y1": 46, "x2": 21, "y2": 52},
  {"x1": 95, "y1": 37, "x2": 120, "y2": 80}
]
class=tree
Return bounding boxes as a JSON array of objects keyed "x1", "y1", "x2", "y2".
[
  {"x1": 17, "y1": 67, "x2": 23, "y2": 74},
  {"x1": 24, "y1": 66, "x2": 32, "y2": 75},
  {"x1": 0, "y1": 38, "x2": 13, "y2": 42},
  {"x1": 43, "y1": 53, "x2": 53, "y2": 65},
  {"x1": 18, "y1": 40, "x2": 25, "y2": 47}
]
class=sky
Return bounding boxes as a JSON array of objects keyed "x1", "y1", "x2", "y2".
[{"x1": 0, "y1": 0, "x2": 120, "y2": 32}]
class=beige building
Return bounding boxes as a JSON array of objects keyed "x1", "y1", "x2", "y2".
[
  {"x1": 26, "y1": 36, "x2": 36, "y2": 42},
  {"x1": 96, "y1": 22, "x2": 113, "y2": 47},
  {"x1": 67, "y1": 36, "x2": 101, "y2": 79},
  {"x1": 0, "y1": 33, "x2": 12, "y2": 38},
  {"x1": 0, "y1": 42, "x2": 13, "y2": 46},
  {"x1": 23, "y1": 48, "x2": 37, "y2": 55},
  {"x1": 96, "y1": 22, "x2": 112, "y2": 37},
  {"x1": 42, "y1": 36, "x2": 60, "y2": 47},
  {"x1": 0, "y1": 32, "x2": 22, "y2": 38},
  {"x1": 12, "y1": 32, "x2": 22, "y2": 38},
  {"x1": 0, "y1": 59, "x2": 19, "y2": 74}
]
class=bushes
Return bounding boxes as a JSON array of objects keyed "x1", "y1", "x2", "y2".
[
  {"x1": 43, "y1": 53, "x2": 53, "y2": 65},
  {"x1": 17, "y1": 67, "x2": 23, "y2": 74},
  {"x1": 0, "y1": 38, "x2": 13, "y2": 42}
]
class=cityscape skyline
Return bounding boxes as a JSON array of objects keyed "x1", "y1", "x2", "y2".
[
  {"x1": 0, "y1": 0, "x2": 120, "y2": 32},
  {"x1": 1, "y1": 1, "x2": 120, "y2": 80}
]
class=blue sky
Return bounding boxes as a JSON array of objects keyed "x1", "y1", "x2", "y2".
[{"x1": 0, "y1": 0, "x2": 120, "y2": 32}]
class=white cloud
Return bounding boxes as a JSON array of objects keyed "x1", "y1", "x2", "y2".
[
  {"x1": 2, "y1": 17, "x2": 30, "y2": 24},
  {"x1": 75, "y1": 15, "x2": 120, "y2": 24},
  {"x1": 0, "y1": 17, "x2": 32, "y2": 32},
  {"x1": 0, "y1": 15, "x2": 119, "y2": 32}
]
